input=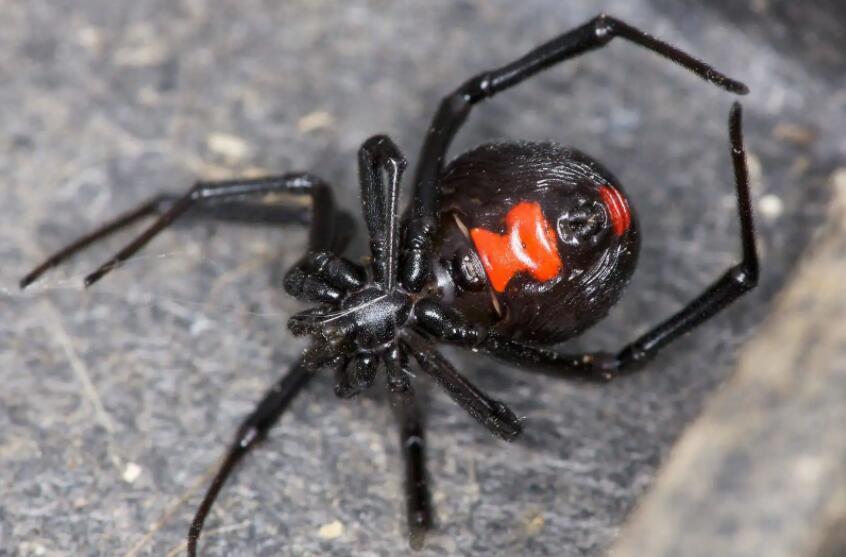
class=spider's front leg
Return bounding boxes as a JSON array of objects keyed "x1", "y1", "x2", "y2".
[
  {"x1": 286, "y1": 135, "x2": 414, "y2": 399},
  {"x1": 187, "y1": 356, "x2": 317, "y2": 557},
  {"x1": 20, "y1": 173, "x2": 352, "y2": 288},
  {"x1": 401, "y1": 13, "x2": 747, "y2": 292},
  {"x1": 282, "y1": 250, "x2": 366, "y2": 304}
]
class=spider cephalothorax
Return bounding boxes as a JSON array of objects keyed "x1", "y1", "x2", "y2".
[
  {"x1": 286, "y1": 258, "x2": 418, "y2": 396},
  {"x1": 21, "y1": 14, "x2": 757, "y2": 555}
]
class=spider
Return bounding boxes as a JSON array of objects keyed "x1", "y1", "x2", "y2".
[{"x1": 21, "y1": 14, "x2": 757, "y2": 555}]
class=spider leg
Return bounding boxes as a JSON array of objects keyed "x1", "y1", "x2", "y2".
[
  {"x1": 413, "y1": 298, "x2": 486, "y2": 346},
  {"x1": 383, "y1": 342, "x2": 412, "y2": 393},
  {"x1": 20, "y1": 187, "x2": 347, "y2": 290},
  {"x1": 430, "y1": 104, "x2": 758, "y2": 382},
  {"x1": 187, "y1": 357, "x2": 315, "y2": 557},
  {"x1": 283, "y1": 250, "x2": 366, "y2": 304},
  {"x1": 401, "y1": 13, "x2": 748, "y2": 291},
  {"x1": 411, "y1": 298, "x2": 605, "y2": 380},
  {"x1": 21, "y1": 174, "x2": 343, "y2": 288},
  {"x1": 391, "y1": 388, "x2": 433, "y2": 550},
  {"x1": 402, "y1": 331, "x2": 521, "y2": 441},
  {"x1": 333, "y1": 353, "x2": 378, "y2": 398},
  {"x1": 20, "y1": 194, "x2": 175, "y2": 289},
  {"x1": 358, "y1": 135, "x2": 407, "y2": 290}
]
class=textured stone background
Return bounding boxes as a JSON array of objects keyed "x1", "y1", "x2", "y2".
[
  {"x1": 1, "y1": 1, "x2": 842, "y2": 556},
  {"x1": 613, "y1": 174, "x2": 846, "y2": 557}
]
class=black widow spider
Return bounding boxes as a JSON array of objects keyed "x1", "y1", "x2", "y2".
[{"x1": 21, "y1": 14, "x2": 757, "y2": 555}]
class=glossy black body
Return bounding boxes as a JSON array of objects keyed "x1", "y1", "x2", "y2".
[
  {"x1": 20, "y1": 14, "x2": 757, "y2": 556},
  {"x1": 434, "y1": 142, "x2": 640, "y2": 343}
]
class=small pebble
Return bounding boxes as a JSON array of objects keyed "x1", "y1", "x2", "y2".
[
  {"x1": 298, "y1": 111, "x2": 334, "y2": 133},
  {"x1": 207, "y1": 133, "x2": 251, "y2": 160},
  {"x1": 122, "y1": 462, "x2": 142, "y2": 483},
  {"x1": 526, "y1": 512, "x2": 545, "y2": 536},
  {"x1": 317, "y1": 520, "x2": 345, "y2": 540},
  {"x1": 758, "y1": 194, "x2": 783, "y2": 220}
]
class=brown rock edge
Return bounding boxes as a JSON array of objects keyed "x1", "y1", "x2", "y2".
[{"x1": 612, "y1": 169, "x2": 846, "y2": 557}]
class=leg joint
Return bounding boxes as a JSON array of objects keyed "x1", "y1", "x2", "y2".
[
  {"x1": 593, "y1": 14, "x2": 618, "y2": 43},
  {"x1": 729, "y1": 261, "x2": 759, "y2": 291}
]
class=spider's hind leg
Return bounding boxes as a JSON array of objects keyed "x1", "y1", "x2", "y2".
[
  {"x1": 470, "y1": 103, "x2": 759, "y2": 381},
  {"x1": 401, "y1": 14, "x2": 748, "y2": 291}
]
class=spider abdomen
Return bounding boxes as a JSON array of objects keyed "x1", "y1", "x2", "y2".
[{"x1": 434, "y1": 142, "x2": 640, "y2": 344}]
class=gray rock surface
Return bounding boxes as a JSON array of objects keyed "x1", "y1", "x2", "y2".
[
  {"x1": 1, "y1": 1, "x2": 842, "y2": 556},
  {"x1": 613, "y1": 171, "x2": 846, "y2": 557}
]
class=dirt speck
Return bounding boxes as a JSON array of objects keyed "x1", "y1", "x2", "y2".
[{"x1": 317, "y1": 520, "x2": 345, "y2": 540}]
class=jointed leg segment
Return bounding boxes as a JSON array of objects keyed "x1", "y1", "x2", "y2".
[
  {"x1": 358, "y1": 135, "x2": 408, "y2": 290},
  {"x1": 20, "y1": 194, "x2": 176, "y2": 289},
  {"x1": 391, "y1": 389, "x2": 433, "y2": 550},
  {"x1": 187, "y1": 359, "x2": 314, "y2": 557},
  {"x1": 402, "y1": 332, "x2": 522, "y2": 441},
  {"x1": 20, "y1": 174, "x2": 345, "y2": 289}
]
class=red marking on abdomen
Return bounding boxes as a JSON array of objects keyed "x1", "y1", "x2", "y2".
[
  {"x1": 470, "y1": 201, "x2": 562, "y2": 293},
  {"x1": 598, "y1": 185, "x2": 631, "y2": 236}
]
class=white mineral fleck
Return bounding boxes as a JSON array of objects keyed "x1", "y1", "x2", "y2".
[{"x1": 317, "y1": 520, "x2": 345, "y2": 540}]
